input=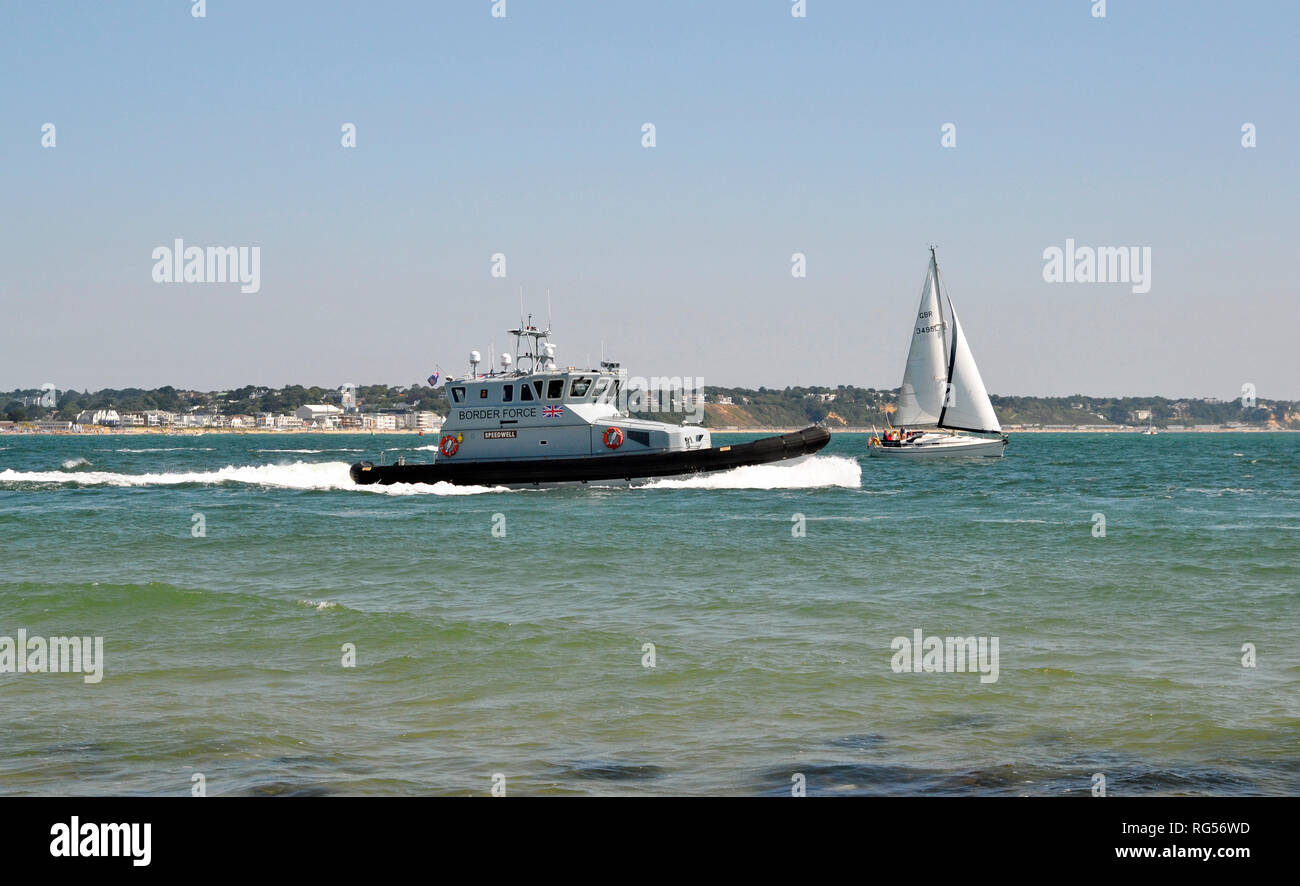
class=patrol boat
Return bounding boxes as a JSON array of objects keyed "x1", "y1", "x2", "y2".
[{"x1": 350, "y1": 320, "x2": 830, "y2": 486}]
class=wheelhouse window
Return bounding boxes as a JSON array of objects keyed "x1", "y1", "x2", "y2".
[
  {"x1": 502, "y1": 385, "x2": 513, "y2": 402},
  {"x1": 569, "y1": 377, "x2": 593, "y2": 398},
  {"x1": 519, "y1": 384, "x2": 534, "y2": 401},
  {"x1": 546, "y1": 379, "x2": 565, "y2": 399},
  {"x1": 590, "y1": 378, "x2": 611, "y2": 401},
  {"x1": 532, "y1": 380, "x2": 544, "y2": 398},
  {"x1": 451, "y1": 387, "x2": 466, "y2": 404}
]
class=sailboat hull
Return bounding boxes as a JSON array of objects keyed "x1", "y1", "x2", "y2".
[{"x1": 868, "y1": 433, "x2": 1007, "y2": 458}]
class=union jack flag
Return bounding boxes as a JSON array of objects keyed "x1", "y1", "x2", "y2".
[{"x1": 542, "y1": 405, "x2": 563, "y2": 417}]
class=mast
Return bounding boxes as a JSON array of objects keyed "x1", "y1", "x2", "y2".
[
  {"x1": 508, "y1": 311, "x2": 553, "y2": 375},
  {"x1": 934, "y1": 247, "x2": 958, "y2": 428},
  {"x1": 932, "y1": 246, "x2": 951, "y2": 378}
]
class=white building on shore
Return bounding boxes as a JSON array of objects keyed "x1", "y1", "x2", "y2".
[
  {"x1": 402, "y1": 411, "x2": 443, "y2": 430},
  {"x1": 295, "y1": 404, "x2": 343, "y2": 428},
  {"x1": 355, "y1": 411, "x2": 442, "y2": 431}
]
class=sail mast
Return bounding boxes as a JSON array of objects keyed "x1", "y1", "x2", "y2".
[
  {"x1": 935, "y1": 248, "x2": 958, "y2": 428},
  {"x1": 932, "y1": 246, "x2": 951, "y2": 378}
]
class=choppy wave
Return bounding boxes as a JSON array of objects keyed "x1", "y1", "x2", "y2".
[
  {"x1": 976, "y1": 518, "x2": 1060, "y2": 524},
  {"x1": 61, "y1": 457, "x2": 91, "y2": 469},
  {"x1": 298, "y1": 599, "x2": 343, "y2": 611},
  {"x1": 254, "y1": 448, "x2": 366, "y2": 454},
  {"x1": 98, "y1": 447, "x2": 216, "y2": 453},
  {"x1": 0, "y1": 461, "x2": 503, "y2": 495},
  {"x1": 640, "y1": 455, "x2": 861, "y2": 490}
]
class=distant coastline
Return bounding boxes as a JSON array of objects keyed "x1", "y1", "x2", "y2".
[
  {"x1": 5, "y1": 382, "x2": 1297, "y2": 433},
  {"x1": 2, "y1": 425, "x2": 1294, "y2": 437}
]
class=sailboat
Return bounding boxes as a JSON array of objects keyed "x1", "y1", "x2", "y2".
[{"x1": 869, "y1": 247, "x2": 1008, "y2": 458}]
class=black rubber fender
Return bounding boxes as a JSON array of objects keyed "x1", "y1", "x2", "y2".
[{"x1": 350, "y1": 460, "x2": 379, "y2": 485}]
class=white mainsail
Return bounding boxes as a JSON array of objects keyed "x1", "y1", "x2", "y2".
[
  {"x1": 937, "y1": 296, "x2": 1001, "y2": 434},
  {"x1": 895, "y1": 255, "x2": 948, "y2": 426}
]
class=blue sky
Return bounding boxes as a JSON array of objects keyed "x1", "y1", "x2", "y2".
[{"x1": 2, "y1": 1, "x2": 1297, "y2": 398}]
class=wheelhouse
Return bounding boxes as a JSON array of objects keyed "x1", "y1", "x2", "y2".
[{"x1": 436, "y1": 318, "x2": 707, "y2": 462}]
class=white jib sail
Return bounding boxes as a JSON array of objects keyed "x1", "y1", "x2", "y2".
[
  {"x1": 938, "y1": 296, "x2": 1001, "y2": 434},
  {"x1": 895, "y1": 256, "x2": 948, "y2": 426}
]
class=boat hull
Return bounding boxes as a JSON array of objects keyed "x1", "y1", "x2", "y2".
[
  {"x1": 868, "y1": 433, "x2": 1007, "y2": 458},
  {"x1": 351, "y1": 426, "x2": 832, "y2": 486}
]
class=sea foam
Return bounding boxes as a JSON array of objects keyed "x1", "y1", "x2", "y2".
[
  {"x1": 640, "y1": 455, "x2": 861, "y2": 490},
  {"x1": 0, "y1": 460, "x2": 502, "y2": 495},
  {"x1": 2, "y1": 455, "x2": 862, "y2": 493}
]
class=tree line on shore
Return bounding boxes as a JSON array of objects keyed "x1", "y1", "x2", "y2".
[
  {"x1": 1, "y1": 384, "x2": 445, "y2": 424},
  {"x1": 2, "y1": 384, "x2": 1295, "y2": 428}
]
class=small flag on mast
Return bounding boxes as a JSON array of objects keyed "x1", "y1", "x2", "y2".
[{"x1": 427, "y1": 366, "x2": 441, "y2": 387}]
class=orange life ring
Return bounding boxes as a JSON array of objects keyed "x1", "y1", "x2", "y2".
[
  {"x1": 603, "y1": 427, "x2": 624, "y2": 450},
  {"x1": 439, "y1": 434, "x2": 460, "y2": 457}
]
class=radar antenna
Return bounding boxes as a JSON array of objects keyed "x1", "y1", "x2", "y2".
[{"x1": 508, "y1": 294, "x2": 555, "y2": 375}]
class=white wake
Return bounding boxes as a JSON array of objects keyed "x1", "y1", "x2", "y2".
[
  {"x1": 0, "y1": 460, "x2": 503, "y2": 495},
  {"x1": 640, "y1": 455, "x2": 861, "y2": 490},
  {"x1": 2, "y1": 455, "x2": 862, "y2": 494}
]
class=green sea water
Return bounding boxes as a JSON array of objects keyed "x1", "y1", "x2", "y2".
[{"x1": 0, "y1": 431, "x2": 1296, "y2": 796}]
